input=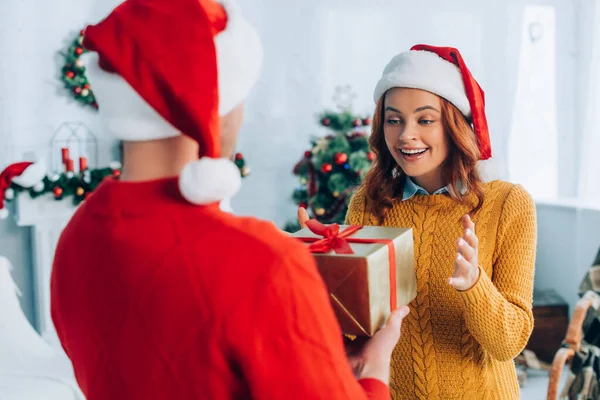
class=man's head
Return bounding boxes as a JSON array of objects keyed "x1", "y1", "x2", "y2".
[{"x1": 83, "y1": 0, "x2": 262, "y2": 204}]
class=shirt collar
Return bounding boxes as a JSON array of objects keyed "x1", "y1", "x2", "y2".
[{"x1": 401, "y1": 176, "x2": 465, "y2": 201}]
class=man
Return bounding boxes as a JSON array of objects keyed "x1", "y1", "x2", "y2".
[{"x1": 50, "y1": 0, "x2": 408, "y2": 399}]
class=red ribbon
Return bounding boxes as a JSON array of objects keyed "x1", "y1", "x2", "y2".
[{"x1": 298, "y1": 219, "x2": 397, "y2": 311}]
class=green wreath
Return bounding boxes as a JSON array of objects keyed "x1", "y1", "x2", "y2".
[{"x1": 60, "y1": 29, "x2": 98, "y2": 110}]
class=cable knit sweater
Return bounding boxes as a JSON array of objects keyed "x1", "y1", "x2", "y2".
[{"x1": 346, "y1": 180, "x2": 537, "y2": 400}]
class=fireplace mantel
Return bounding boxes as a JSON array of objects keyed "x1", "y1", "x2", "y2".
[{"x1": 13, "y1": 193, "x2": 78, "y2": 349}]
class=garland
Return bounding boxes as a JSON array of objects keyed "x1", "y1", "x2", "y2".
[{"x1": 4, "y1": 165, "x2": 121, "y2": 207}]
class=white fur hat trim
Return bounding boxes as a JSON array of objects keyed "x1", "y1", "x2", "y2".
[{"x1": 373, "y1": 50, "x2": 471, "y2": 118}]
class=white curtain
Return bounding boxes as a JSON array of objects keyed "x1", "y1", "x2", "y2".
[{"x1": 579, "y1": 0, "x2": 600, "y2": 206}]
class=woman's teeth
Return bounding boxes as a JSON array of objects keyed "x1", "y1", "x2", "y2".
[{"x1": 400, "y1": 148, "x2": 428, "y2": 155}]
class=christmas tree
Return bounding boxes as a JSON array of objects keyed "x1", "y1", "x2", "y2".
[{"x1": 284, "y1": 87, "x2": 374, "y2": 232}]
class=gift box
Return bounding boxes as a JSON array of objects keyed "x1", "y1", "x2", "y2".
[{"x1": 293, "y1": 220, "x2": 416, "y2": 336}]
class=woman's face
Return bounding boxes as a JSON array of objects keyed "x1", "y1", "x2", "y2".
[{"x1": 383, "y1": 87, "x2": 450, "y2": 191}]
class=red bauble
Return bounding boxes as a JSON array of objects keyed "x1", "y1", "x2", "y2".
[
  {"x1": 362, "y1": 117, "x2": 372, "y2": 126},
  {"x1": 93, "y1": 102, "x2": 99, "y2": 109},
  {"x1": 367, "y1": 151, "x2": 375, "y2": 162},
  {"x1": 235, "y1": 153, "x2": 243, "y2": 161},
  {"x1": 304, "y1": 151, "x2": 312, "y2": 158},
  {"x1": 112, "y1": 169, "x2": 121, "y2": 177},
  {"x1": 74, "y1": 87, "x2": 82, "y2": 94},
  {"x1": 53, "y1": 187, "x2": 63, "y2": 197},
  {"x1": 321, "y1": 163, "x2": 333, "y2": 173},
  {"x1": 352, "y1": 118, "x2": 362, "y2": 127},
  {"x1": 333, "y1": 152, "x2": 348, "y2": 165},
  {"x1": 66, "y1": 71, "x2": 75, "y2": 79},
  {"x1": 321, "y1": 118, "x2": 331, "y2": 127},
  {"x1": 80, "y1": 29, "x2": 86, "y2": 36},
  {"x1": 75, "y1": 47, "x2": 84, "y2": 55},
  {"x1": 83, "y1": 83, "x2": 90, "y2": 89},
  {"x1": 299, "y1": 202, "x2": 307, "y2": 209}
]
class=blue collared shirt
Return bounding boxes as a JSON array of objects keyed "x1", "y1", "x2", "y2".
[{"x1": 402, "y1": 177, "x2": 466, "y2": 201}]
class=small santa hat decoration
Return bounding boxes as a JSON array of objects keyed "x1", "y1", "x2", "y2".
[
  {"x1": 373, "y1": 44, "x2": 492, "y2": 161},
  {"x1": 0, "y1": 162, "x2": 47, "y2": 219},
  {"x1": 83, "y1": 0, "x2": 263, "y2": 205}
]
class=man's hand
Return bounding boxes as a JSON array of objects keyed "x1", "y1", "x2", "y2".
[{"x1": 346, "y1": 306, "x2": 409, "y2": 384}]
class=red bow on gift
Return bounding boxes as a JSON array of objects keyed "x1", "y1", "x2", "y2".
[
  {"x1": 304, "y1": 220, "x2": 362, "y2": 254},
  {"x1": 298, "y1": 219, "x2": 398, "y2": 311}
]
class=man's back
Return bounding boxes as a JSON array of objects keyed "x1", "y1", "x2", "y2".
[{"x1": 51, "y1": 177, "x2": 383, "y2": 399}]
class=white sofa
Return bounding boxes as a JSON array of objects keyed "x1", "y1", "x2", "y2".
[{"x1": 0, "y1": 256, "x2": 84, "y2": 400}]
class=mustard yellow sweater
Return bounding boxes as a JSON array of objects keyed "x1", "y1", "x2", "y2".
[{"x1": 346, "y1": 180, "x2": 537, "y2": 400}]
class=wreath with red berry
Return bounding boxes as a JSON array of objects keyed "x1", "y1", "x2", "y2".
[{"x1": 60, "y1": 29, "x2": 98, "y2": 110}]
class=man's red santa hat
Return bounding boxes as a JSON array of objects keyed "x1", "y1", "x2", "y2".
[
  {"x1": 82, "y1": 0, "x2": 263, "y2": 205},
  {"x1": 373, "y1": 44, "x2": 492, "y2": 161},
  {"x1": 0, "y1": 162, "x2": 47, "y2": 219}
]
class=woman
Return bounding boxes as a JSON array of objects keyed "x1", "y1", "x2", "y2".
[{"x1": 302, "y1": 44, "x2": 536, "y2": 399}]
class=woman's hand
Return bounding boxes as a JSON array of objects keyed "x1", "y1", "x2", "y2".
[
  {"x1": 297, "y1": 207, "x2": 310, "y2": 229},
  {"x1": 448, "y1": 214, "x2": 480, "y2": 291}
]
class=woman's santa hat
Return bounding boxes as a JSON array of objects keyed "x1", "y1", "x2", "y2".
[
  {"x1": 373, "y1": 44, "x2": 492, "y2": 161},
  {"x1": 82, "y1": 0, "x2": 263, "y2": 205},
  {"x1": 0, "y1": 162, "x2": 47, "y2": 219}
]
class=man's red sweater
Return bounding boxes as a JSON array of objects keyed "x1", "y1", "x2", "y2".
[{"x1": 51, "y1": 177, "x2": 389, "y2": 399}]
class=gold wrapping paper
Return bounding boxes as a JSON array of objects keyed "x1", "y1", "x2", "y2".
[{"x1": 293, "y1": 225, "x2": 416, "y2": 336}]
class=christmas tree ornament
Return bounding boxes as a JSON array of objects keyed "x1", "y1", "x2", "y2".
[
  {"x1": 367, "y1": 151, "x2": 375, "y2": 162},
  {"x1": 4, "y1": 188, "x2": 14, "y2": 201},
  {"x1": 315, "y1": 208, "x2": 325, "y2": 216},
  {"x1": 33, "y1": 182, "x2": 45, "y2": 193},
  {"x1": 362, "y1": 117, "x2": 371, "y2": 126},
  {"x1": 321, "y1": 163, "x2": 333, "y2": 174},
  {"x1": 53, "y1": 187, "x2": 63, "y2": 198},
  {"x1": 333, "y1": 152, "x2": 348, "y2": 165},
  {"x1": 352, "y1": 118, "x2": 362, "y2": 127},
  {"x1": 76, "y1": 187, "x2": 85, "y2": 196}
]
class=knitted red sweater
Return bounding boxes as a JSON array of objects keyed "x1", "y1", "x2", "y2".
[{"x1": 51, "y1": 177, "x2": 389, "y2": 400}]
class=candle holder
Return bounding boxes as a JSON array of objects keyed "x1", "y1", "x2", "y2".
[{"x1": 50, "y1": 122, "x2": 98, "y2": 174}]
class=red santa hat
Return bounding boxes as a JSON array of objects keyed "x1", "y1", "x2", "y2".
[
  {"x1": 82, "y1": 0, "x2": 263, "y2": 205},
  {"x1": 0, "y1": 162, "x2": 47, "y2": 219},
  {"x1": 373, "y1": 44, "x2": 492, "y2": 160}
]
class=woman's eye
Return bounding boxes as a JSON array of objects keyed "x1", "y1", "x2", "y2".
[
  {"x1": 386, "y1": 119, "x2": 402, "y2": 125},
  {"x1": 419, "y1": 119, "x2": 434, "y2": 125}
]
